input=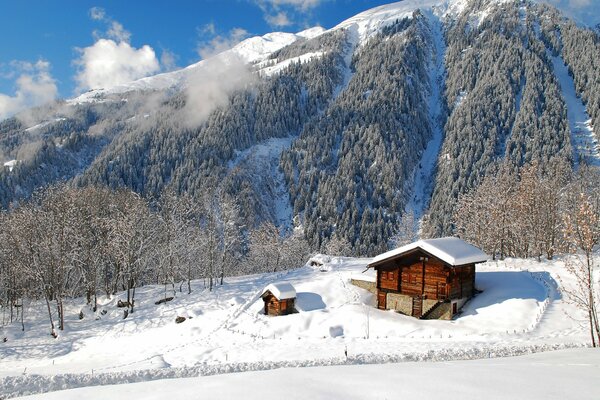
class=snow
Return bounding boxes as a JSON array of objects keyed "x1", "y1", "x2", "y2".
[
  {"x1": 262, "y1": 283, "x2": 297, "y2": 300},
  {"x1": 3, "y1": 159, "x2": 18, "y2": 172},
  {"x1": 258, "y1": 52, "x2": 325, "y2": 77},
  {"x1": 453, "y1": 90, "x2": 468, "y2": 109},
  {"x1": 0, "y1": 254, "x2": 597, "y2": 398},
  {"x1": 405, "y1": 11, "x2": 446, "y2": 223},
  {"x1": 227, "y1": 137, "x2": 294, "y2": 230},
  {"x1": 371, "y1": 237, "x2": 488, "y2": 266},
  {"x1": 334, "y1": 0, "x2": 444, "y2": 43},
  {"x1": 549, "y1": 52, "x2": 600, "y2": 167},
  {"x1": 231, "y1": 32, "x2": 300, "y2": 64},
  {"x1": 24, "y1": 118, "x2": 66, "y2": 133},
  {"x1": 296, "y1": 27, "x2": 326, "y2": 39},
  {"x1": 13, "y1": 348, "x2": 600, "y2": 400}
]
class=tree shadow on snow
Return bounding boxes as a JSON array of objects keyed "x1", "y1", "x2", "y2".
[{"x1": 295, "y1": 292, "x2": 326, "y2": 312}]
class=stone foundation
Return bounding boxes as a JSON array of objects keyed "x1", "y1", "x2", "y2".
[
  {"x1": 386, "y1": 292, "x2": 413, "y2": 315},
  {"x1": 382, "y1": 291, "x2": 470, "y2": 320},
  {"x1": 350, "y1": 279, "x2": 377, "y2": 294}
]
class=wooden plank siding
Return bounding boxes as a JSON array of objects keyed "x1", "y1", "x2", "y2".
[{"x1": 263, "y1": 292, "x2": 296, "y2": 316}]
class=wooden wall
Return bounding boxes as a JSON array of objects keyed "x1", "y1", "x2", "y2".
[
  {"x1": 263, "y1": 293, "x2": 296, "y2": 316},
  {"x1": 375, "y1": 250, "x2": 475, "y2": 302}
]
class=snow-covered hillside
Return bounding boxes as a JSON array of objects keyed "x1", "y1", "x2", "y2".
[{"x1": 1, "y1": 255, "x2": 595, "y2": 398}]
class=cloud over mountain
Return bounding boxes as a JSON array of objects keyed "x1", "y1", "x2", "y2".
[
  {"x1": 0, "y1": 60, "x2": 57, "y2": 120},
  {"x1": 73, "y1": 7, "x2": 161, "y2": 92}
]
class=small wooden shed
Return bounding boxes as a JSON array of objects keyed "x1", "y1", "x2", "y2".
[
  {"x1": 368, "y1": 237, "x2": 487, "y2": 319},
  {"x1": 261, "y1": 283, "x2": 297, "y2": 316}
]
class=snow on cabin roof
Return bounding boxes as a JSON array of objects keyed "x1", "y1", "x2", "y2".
[
  {"x1": 262, "y1": 282, "x2": 297, "y2": 300},
  {"x1": 370, "y1": 237, "x2": 488, "y2": 267}
]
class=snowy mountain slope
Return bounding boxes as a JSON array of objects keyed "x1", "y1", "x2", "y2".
[
  {"x1": 550, "y1": 53, "x2": 600, "y2": 167},
  {"x1": 333, "y1": 0, "x2": 446, "y2": 41},
  {"x1": 2, "y1": 0, "x2": 600, "y2": 250},
  {"x1": 227, "y1": 137, "x2": 295, "y2": 229},
  {"x1": 69, "y1": 28, "x2": 325, "y2": 104},
  {"x1": 14, "y1": 349, "x2": 600, "y2": 400},
  {"x1": 0, "y1": 255, "x2": 595, "y2": 398},
  {"x1": 67, "y1": 0, "x2": 517, "y2": 104},
  {"x1": 405, "y1": 9, "x2": 446, "y2": 221}
]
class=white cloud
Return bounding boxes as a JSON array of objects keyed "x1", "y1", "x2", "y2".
[
  {"x1": 74, "y1": 7, "x2": 162, "y2": 92},
  {"x1": 182, "y1": 54, "x2": 256, "y2": 128},
  {"x1": 255, "y1": 0, "x2": 325, "y2": 27},
  {"x1": 160, "y1": 48, "x2": 178, "y2": 72},
  {"x1": 197, "y1": 27, "x2": 250, "y2": 59},
  {"x1": 106, "y1": 21, "x2": 131, "y2": 43},
  {"x1": 0, "y1": 60, "x2": 58, "y2": 120},
  {"x1": 89, "y1": 6, "x2": 106, "y2": 21},
  {"x1": 74, "y1": 39, "x2": 160, "y2": 91},
  {"x1": 261, "y1": 0, "x2": 323, "y2": 11},
  {"x1": 265, "y1": 11, "x2": 292, "y2": 27}
]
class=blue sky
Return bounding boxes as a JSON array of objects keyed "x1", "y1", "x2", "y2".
[{"x1": 0, "y1": 0, "x2": 598, "y2": 119}]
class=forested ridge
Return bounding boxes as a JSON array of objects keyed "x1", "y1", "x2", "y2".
[{"x1": 0, "y1": 0, "x2": 599, "y2": 258}]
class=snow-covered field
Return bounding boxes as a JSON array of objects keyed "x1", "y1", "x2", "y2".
[
  {"x1": 14, "y1": 348, "x2": 600, "y2": 400},
  {"x1": 1, "y1": 255, "x2": 596, "y2": 398}
]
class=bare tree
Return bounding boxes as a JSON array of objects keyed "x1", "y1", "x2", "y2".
[
  {"x1": 107, "y1": 190, "x2": 158, "y2": 314},
  {"x1": 562, "y1": 188, "x2": 600, "y2": 346}
]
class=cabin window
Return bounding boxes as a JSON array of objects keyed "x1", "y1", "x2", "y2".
[{"x1": 389, "y1": 271, "x2": 394, "y2": 280}]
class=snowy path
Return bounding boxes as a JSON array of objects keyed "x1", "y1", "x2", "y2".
[
  {"x1": 405, "y1": 12, "x2": 446, "y2": 221},
  {"x1": 550, "y1": 53, "x2": 600, "y2": 167}
]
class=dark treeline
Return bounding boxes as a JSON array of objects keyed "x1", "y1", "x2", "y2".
[{"x1": 0, "y1": 184, "x2": 309, "y2": 337}]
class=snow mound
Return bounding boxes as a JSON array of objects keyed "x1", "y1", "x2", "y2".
[{"x1": 262, "y1": 283, "x2": 297, "y2": 300}]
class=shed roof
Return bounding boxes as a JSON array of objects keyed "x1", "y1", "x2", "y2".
[
  {"x1": 370, "y1": 237, "x2": 488, "y2": 267},
  {"x1": 261, "y1": 282, "x2": 297, "y2": 300}
]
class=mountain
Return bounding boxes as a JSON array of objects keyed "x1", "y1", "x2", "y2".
[{"x1": 0, "y1": 0, "x2": 599, "y2": 255}]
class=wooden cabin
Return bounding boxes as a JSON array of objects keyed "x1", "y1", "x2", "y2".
[
  {"x1": 367, "y1": 237, "x2": 487, "y2": 320},
  {"x1": 261, "y1": 283, "x2": 297, "y2": 316}
]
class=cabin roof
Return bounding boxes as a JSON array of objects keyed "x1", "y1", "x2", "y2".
[
  {"x1": 370, "y1": 237, "x2": 488, "y2": 267},
  {"x1": 261, "y1": 282, "x2": 297, "y2": 300}
]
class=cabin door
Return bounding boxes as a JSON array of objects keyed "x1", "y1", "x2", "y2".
[
  {"x1": 412, "y1": 296, "x2": 423, "y2": 318},
  {"x1": 377, "y1": 292, "x2": 387, "y2": 310}
]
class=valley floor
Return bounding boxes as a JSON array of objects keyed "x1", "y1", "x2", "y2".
[{"x1": 0, "y1": 255, "x2": 597, "y2": 398}]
